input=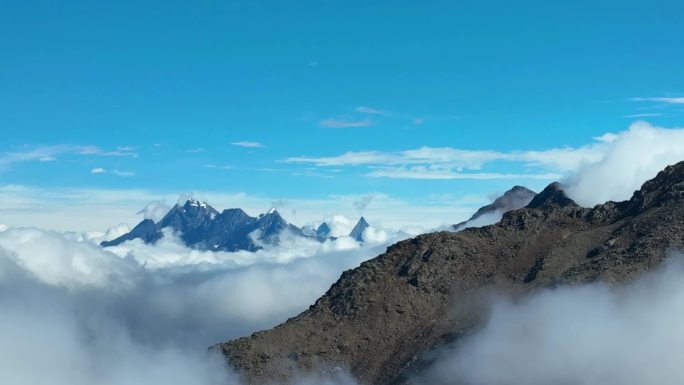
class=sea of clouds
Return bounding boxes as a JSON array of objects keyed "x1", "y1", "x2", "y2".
[
  {"x1": 0, "y1": 223, "x2": 399, "y2": 385},
  {"x1": 2, "y1": 121, "x2": 684, "y2": 384},
  {"x1": 421, "y1": 255, "x2": 684, "y2": 385}
]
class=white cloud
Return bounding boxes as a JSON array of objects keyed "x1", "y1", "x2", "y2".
[
  {"x1": 0, "y1": 187, "x2": 477, "y2": 233},
  {"x1": 283, "y1": 145, "x2": 604, "y2": 173},
  {"x1": 319, "y1": 119, "x2": 372, "y2": 128},
  {"x1": 424, "y1": 255, "x2": 684, "y2": 385},
  {"x1": 355, "y1": 106, "x2": 388, "y2": 115},
  {"x1": 0, "y1": 226, "x2": 355, "y2": 384},
  {"x1": 231, "y1": 141, "x2": 265, "y2": 148},
  {"x1": 622, "y1": 113, "x2": 662, "y2": 118},
  {"x1": 0, "y1": 223, "x2": 393, "y2": 384},
  {"x1": 284, "y1": 151, "x2": 396, "y2": 166},
  {"x1": 367, "y1": 167, "x2": 560, "y2": 180},
  {"x1": 137, "y1": 200, "x2": 171, "y2": 222},
  {"x1": 632, "y1": 96, "x2": 684, "y2": 104},
  {"x1": 0, "y1": 145, "x2": 138, "y2": 172},
  {"x1": 0, "y1": 227, "x2": 139, "y2": 288},
  {"x1": 90, "y1": 167, "x2": 107, "y2": 174},
  {"x1": 113, "y1": 169, "x2": 136, "y2": 177},
  {"x1": 564, "y1": 121, "x2": 684, "y2": 206},
  {"x1": 204, "y1": 164, "x2": 233, "y2": 170},
  {"x1": 284, "y1": 122, "x2": 684, "y2": 207},
  {"x1": 0, "y1": 145, "x2": 72, "y2": 170}
]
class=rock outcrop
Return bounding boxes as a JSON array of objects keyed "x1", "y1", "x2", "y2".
[{"x1": 214, "y1": 161, "x2": 684, "y2": 385}]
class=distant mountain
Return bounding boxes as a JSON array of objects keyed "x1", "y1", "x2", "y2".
[
  {"x1": 101, "y1": 200, "x2": 305, "y2": 252},
  {"x1": 350, "y1": 216, "x2": 370, "y2": 242},
  {"x1": 453, "y1": 185, "x2": 537, "y2": 230},
  {"x1": 316, "y1": 222, "x2": 332, "y2": 238}
]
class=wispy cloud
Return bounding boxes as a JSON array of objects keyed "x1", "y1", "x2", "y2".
[
  {"x1": 204, "y1": 164, "x2": 233, "y2": 170},
  {"x1": 324, "y1": 106, "x2": 458, "y2": 128},
  {"x1": 0, "y1": 145, "x2": 71, "y2": 169},
  {"x1": 355, "y1": 106, "x2": 389, "y2": 116},
  {"x1": 186, "y1": 148, "x2": 205, "y2": 153},
  {"x1": 83, "y1": 146, "x2": 138, "y2": 157},
  {"x1": 90, "y1": 168, "x2": 107, "y2": 174},
  {"x1": 623, "y1": 113, "x2": 662, "y2": 118},
  {"x1": 231, "y1": 141, "x2": 266, "y2": 148},
  {"x1": 284, "y1": 122, "x2": 684, "y2": 206},
  {"x1": 367, "y1": 167, "x2": 561, "y2": 180},
  {"x1": 319, "y1": 118, "x2": 373, "y2": 128},
  {"x1": 284, "y1": 146, "x2": 602, "y2": 173},
  {"x1": 0, "y1": 145, "x2": 140, "y2": 174},
  {"x1": 112, "y1": 169, "x2": 136, "y2": 177},
  {"x1": 631, "y1": 96, "x2": 684, "y2": 104}
]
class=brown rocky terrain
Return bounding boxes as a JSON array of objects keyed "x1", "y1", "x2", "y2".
[{"x1": 213, "y1": 161, "x2": 684, "y2": 385}]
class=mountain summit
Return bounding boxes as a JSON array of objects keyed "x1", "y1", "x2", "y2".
[
  {"x1": 102, "y1": 201, "x2": 302, "y2": 252},
  {"x1": 214, "y1": 161, "x2": 684, "y2": 385},
  {"x1": 454, "y1": 185, "x2": 537, "y2": 230},
  {"x1": 349, "y1": 216, "x2": 370, "y2": 242}
]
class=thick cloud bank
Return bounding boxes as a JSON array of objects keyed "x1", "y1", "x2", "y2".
[
  {"x1": 0, "y1": 225, "x2": 395, "y2": 384},
  {"x1": 565, "y1": 121, "x2": 684, "y2": 206},
  {"x1": 424, "y1": 255, "x2": 684, "y2": 385}
]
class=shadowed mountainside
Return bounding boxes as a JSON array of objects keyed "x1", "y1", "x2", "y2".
[
  {"x1": 453, "y1": 185, "x2": 537, "y2": 230},
  {"x1": 214, "y1": 161, "x2": 684, "y2": 385}
]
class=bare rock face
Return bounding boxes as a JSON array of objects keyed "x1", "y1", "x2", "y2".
[
  {"x1": 213, "y1": 161, "x2": 684, "y2": 385},
  {"x1": 453, "y1": 185, "x2": 537, "y2": 230}
]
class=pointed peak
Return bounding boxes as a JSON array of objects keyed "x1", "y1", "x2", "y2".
[
  {"x1": 317, "y1": 222, "x2": 331, "y2": 231},
  {"x1": 350, "y1": 217, "x2": 370, "y2": 242},
  {"x1": 505, "y1": 185, "x2": 537, "y2": 196},
  {"x1": 316, "y1": 222, "x2": 332, "y2": 237},
  {"x1": 526, "y1": 182, "x2": 578, "y2": 209},
  {"x1": 260, "y1": 208, "x2": 282, "y2": 219},
  {"x1": 526, "y1": 182, "x2": 576, "y2": 209}
]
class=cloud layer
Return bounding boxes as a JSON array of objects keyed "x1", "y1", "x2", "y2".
[
  {"x1": 423, "y1": 255, "x2": 684, "y2": 385},
  {"x1": 285, "y1": 121, "x2": 684, "y2": 207},
  {"x1": 0, "y1": 223, "x2": 401, "y2": 384},
  {"x1": 564, "y1": 121, "x2": 684, "y2": 206}
]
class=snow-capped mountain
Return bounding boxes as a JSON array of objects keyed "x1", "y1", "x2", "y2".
[
  {"x1": 100, "y1": 198, "x2": 382, "y2": 251},
  {"x1": 102, "y1": 199, "x2": 304, "y2": 252}
]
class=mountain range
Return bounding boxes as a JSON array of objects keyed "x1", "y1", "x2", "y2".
[
  {"x1": 213, "y1": 161, "x2": 684, "y2": 384},
  {"x1": 101, "y1": 199, "x2": 373, "y2": 251}
]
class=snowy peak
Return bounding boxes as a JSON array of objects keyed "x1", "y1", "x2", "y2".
[
  {"x1": 180, "y1": 199, "x2": 219, "y2": 216},
  {"x1": 257, "y1": 209, "x2": 289, "y2": 239},
  {"x1": 101, "y1": 202, "x2": 313, "y2": 252}
]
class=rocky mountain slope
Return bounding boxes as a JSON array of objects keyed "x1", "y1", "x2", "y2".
[
  {"x1": 214, "y1": 161, "x2": 684, "y2": 384},
  {"x1": 453, "y1": 185, "x2": 537, "y2": 230}
]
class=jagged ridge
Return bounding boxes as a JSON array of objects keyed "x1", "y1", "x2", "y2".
[
  {"x1": 102, "y1": 199, "x2": 373, "y2": 252},
  {"x1": 214, "y1": 161, "x2": 684, "y2": 385}
]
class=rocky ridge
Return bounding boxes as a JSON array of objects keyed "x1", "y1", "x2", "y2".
[{"x1": 214, "y1": 161, "x2": 684, "y2": 385}]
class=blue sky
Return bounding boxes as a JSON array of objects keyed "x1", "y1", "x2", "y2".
[{"x1": 1, "y1": 0, "x2": 684, "y2": 230}]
